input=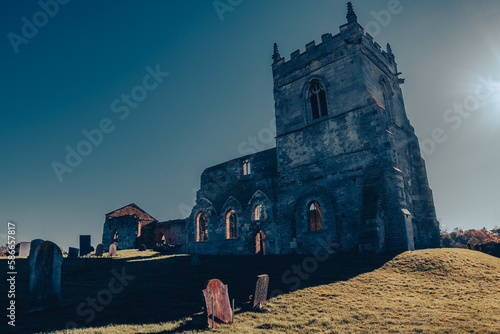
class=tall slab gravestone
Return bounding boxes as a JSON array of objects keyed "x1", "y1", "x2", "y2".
[
  {"x1": 252, "y1": 274, "x2": 269, "y2": 308},
  {"x1": 29, "y1": 241, "x2": 63, "y2": 305},
  {"x1": 29, "y1": 239, "x2": 44, "y2": 259},
  {"x1": 201, "y1": 279, "x2": 233, "y2": 328},
  {"x1": 79, "y1": 235, "x2": 91, "y2": 257},
  {"x1": 19, "y1": 242, "x2": 30, "y2": 258}
]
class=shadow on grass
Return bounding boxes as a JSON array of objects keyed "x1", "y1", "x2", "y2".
[{"x1": 2, "y1": 252, "x2": 398, "y2": 333}]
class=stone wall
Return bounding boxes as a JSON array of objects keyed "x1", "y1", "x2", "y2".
[
  {"x1": 102, "y1": 215, "x2": 140, "y2": 251},
  {"x1": 155, "y1": 219, "x2": 188, "y2": 246},
  {"x1": 186, "y1": 149, "x2": 279, "y2": 255}
]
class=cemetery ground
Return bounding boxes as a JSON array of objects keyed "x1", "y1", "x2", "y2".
[{"x1": 2, "y1": 248, "x2": 500, "y2": 333}]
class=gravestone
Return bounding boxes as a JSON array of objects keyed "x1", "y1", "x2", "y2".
[
  {"x1": 201, "y1": 279, "x2": 233, "y2": 328},
  {"x1": 109, "y1": 242, "x2": 117, "y2": 257},
  {"x1": 29, "y1": 241, "x2": 63, "y2": 306},
  {"x1": 68, "y1": 247, "x2": 79, "y2": 259},
  {"x1": 19, "y1": 242, "x2": 30, "y2": 258},
  {"x1": 79, "y1": 235, "x2": 91, "y2": 257},
  {"x1": 29, "y1": 239, "x2": 44, "y2": 259},
  {"x1": 252, "y1": 274, "x2": 270, "y2": 309},
  {"x1": 139, "y1": 244, "x2": 146, "y2": 252},
  {"x1": 95, "y1": 244, "x2": 104, "y2": 257},
  {"x1": 190, "y1": 253, "x2": 201, "y2": 266}
]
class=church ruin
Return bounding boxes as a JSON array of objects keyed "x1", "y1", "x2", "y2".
[{"x1": 102, "y1": 2, "x2": 440, "y2": 255}]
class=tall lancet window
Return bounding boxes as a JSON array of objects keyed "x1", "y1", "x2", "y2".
[
  {"x1": 309, "y1": 79, "x2": 328, "y2": 120},
  {"x1": 381, "y1": 78, "x2": 393, "y2": 123},
  {"x1": 226, "y1": 210, "x2": 237, "y2": 239},
  {"x1": 308, "y1": 201, "x2": 322, "y2": 231}
]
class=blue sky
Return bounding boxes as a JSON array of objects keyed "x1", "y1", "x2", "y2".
[{"x1": 1, "y1": 0, "x2": 499, "y2": 251}]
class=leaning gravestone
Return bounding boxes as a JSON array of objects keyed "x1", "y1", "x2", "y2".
[
  {"x1": 108, "y1": 242, "x2": 117, "y2": 257},
  {"x1": 68, "y1": 247, "x2": 79, "y2": 259},
  {"x1": 252, "y1": 274, "x2": 270, "y2": 309},
  {"x1": 29, "y1": 241, "x2": 63, "y2": 306},
  {"x1": 29, "y1": 239, "x2": 44, "y2": 259},
  {"x1": 19, "y1": 242, "x2": 31, "y2": 258},
  {"x1": 95, "y1": 244, "x2": 104, "y2": 257},
  {"x1": 79, "y1": 235, "x2": 91, "y2": 257},
  {"x1": 201, "y1": 279, "x2": 233, "y2": 328},
  {"x1": 139, "y1": 244, "x2": 146, "y2": 252}
]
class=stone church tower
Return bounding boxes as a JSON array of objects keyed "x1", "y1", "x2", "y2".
[
  {"x1": 272, "y1": 2, "x2": 440, "y2": 253},
  {"x1": 175, "y1": 2, "x2": 441, "y2": 255}
]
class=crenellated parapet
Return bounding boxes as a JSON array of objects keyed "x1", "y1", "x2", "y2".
[{"x1": 272, "y1": 2, "x2": 399, "y2": 84}]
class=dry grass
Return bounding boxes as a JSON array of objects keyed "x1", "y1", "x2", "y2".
[{"x1": 3, "y1": 248, "x2": 499, "y2": 333}]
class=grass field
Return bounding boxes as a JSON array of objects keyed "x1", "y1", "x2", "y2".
[{"x1": 2, "y1": 248, "x2": 499, "y2": 333}]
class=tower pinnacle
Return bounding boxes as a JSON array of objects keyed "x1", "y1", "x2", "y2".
[
  {"x1": 386, "y1": 43, "x2": 393, "y2": 55},
  {"x1": 346, "y1": 1, "x2": 357, "y2": 23},
  {"x1": 272, "y1": 42, "x2": 281, "y2": 64}
]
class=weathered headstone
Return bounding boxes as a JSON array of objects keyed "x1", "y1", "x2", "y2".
[
  {"x1": 108, "y1": 242, "x2": 117, "y2": 257},
  {"x1": 79, "y1": 235, "x2": 91, "y2": 257},
  {"x1": 201, "y1": 279, "x2": 233, "y2": 328},
  {"x1": 95, "y1": 244, "x2": 104, "y2": 257},
  {"x1": 19, "y1": 242, "x2": 30, "y2": 258},
  {"x1": 252, "y1": 274, "x2": 270, "y2": 309},
  {"x1": 139, "y1": 244, "x2": 146, "y2": 252},
  {"x1": 29, "y1": 241, "x2": 63, "y2": 306},
  {"x1": 190, "y1": 253, "x2": 201, "y2": 266},
  {"x1": 29, "y1": 239, "x2": 44, "y2": 259},
  {"x1": 68, "y1": 247, "x2": 79, "y2": 259}
]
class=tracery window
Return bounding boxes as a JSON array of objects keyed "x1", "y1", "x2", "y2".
[
  {"x1": 309, "y1": 79, "x2": 328, "y2": 120},
  {"x1": 253, "y1": 204, "x2": 265, "y2": 221},
  {"x1": 243, "y1": 160, "x2": 251, "y2": 175},
  {"x1": 226, "y1": 210, "x2": 237, "y2": 239}
]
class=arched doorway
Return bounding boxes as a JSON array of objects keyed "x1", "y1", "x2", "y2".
[{"x1": 255, "y1": 230, "x2": 266, "y2": 255}]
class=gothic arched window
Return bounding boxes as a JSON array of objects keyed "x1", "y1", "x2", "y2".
[
  {"x1": 309, "y1": 79, "x2": 328, "y2": 120},
  {"x1": 253, "y1": 204, "x2": 265, "y2": 221},
  {"x1": 196, "y1": 212, "x2": 208, "y2": 242},
  {"x1": 226, "y1": 210, "x2": 237, "y2": 239},
  {"x1": 308, "y1": 201, "x2": 322, "y2": 231}
]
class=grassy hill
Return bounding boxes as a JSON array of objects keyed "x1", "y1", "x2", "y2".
[{"x1": 3, "y1": 248, "x2": 499, "y2": 333}]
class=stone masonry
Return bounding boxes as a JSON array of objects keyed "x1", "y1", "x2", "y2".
[
  {"x1": 184, "y1": 2, "x2": 440, "y2": 255},
  {"x1": 102, "y1": 2, "x2": 440, "y2": 255}
]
